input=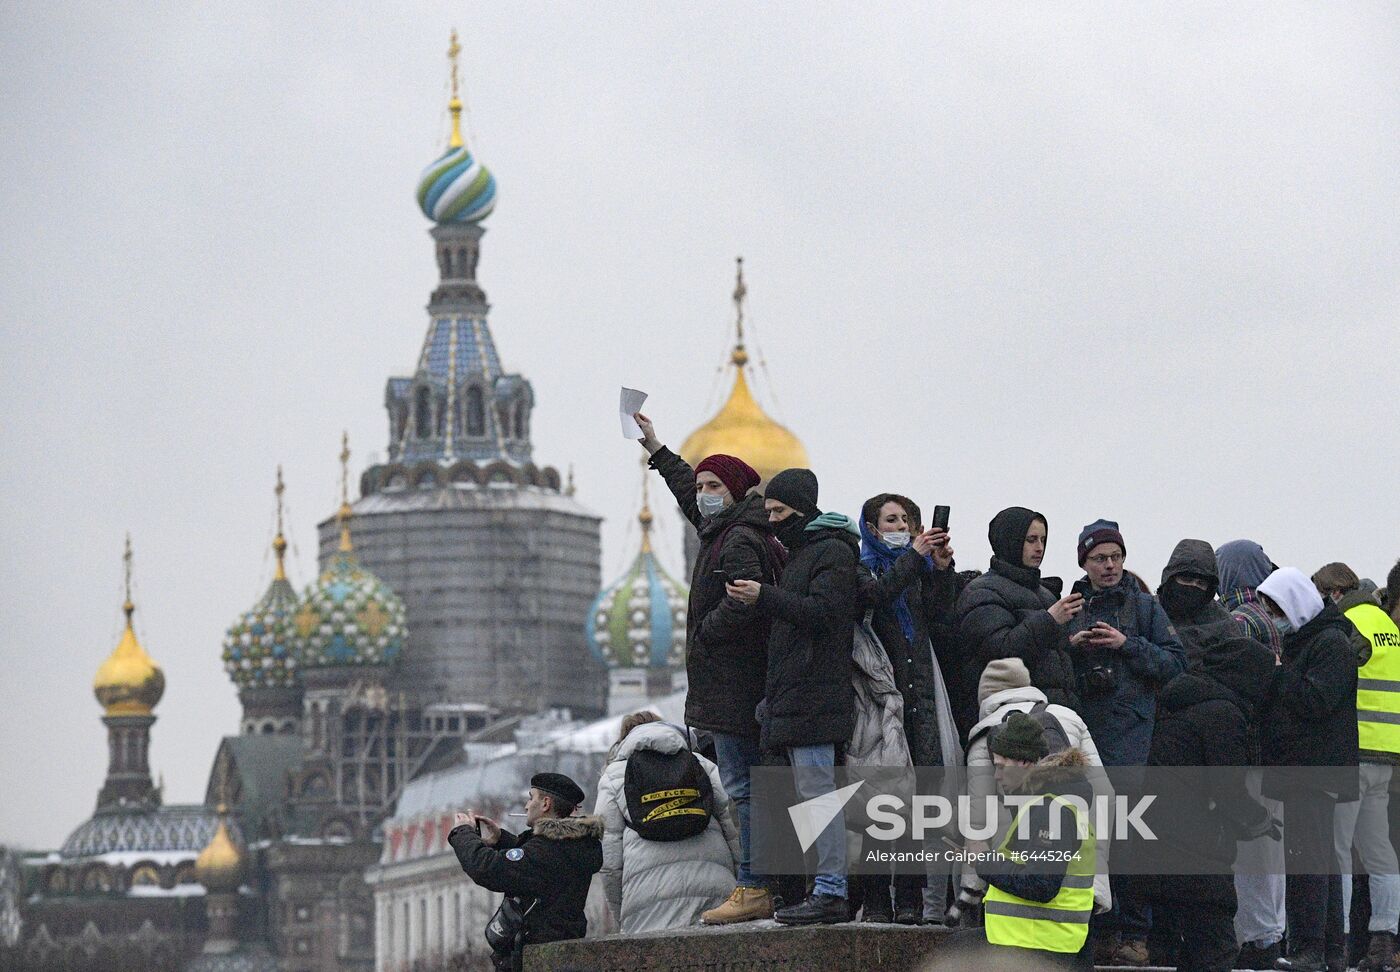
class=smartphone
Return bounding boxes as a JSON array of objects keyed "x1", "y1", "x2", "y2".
[{"x1": 931, "y1": 505, "x2": 951, "y2": 531}]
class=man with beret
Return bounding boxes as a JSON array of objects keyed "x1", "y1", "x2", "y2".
[
  {"x1": 449, "y1": 772, "x2": 603, "y2": 971},
  {"x1": 634, "y1": 411, "x2": 787, "y2": 924},
  {"x1": 727, "y1": 467, "x2": 860, "y2": 925}
]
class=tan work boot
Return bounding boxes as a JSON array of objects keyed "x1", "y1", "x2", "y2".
[
  {"x1": 1111, "y1": 936, "x2": 1150, "y2": 966},
  {"x1": 701, "y1": 886, "x2": 774, "y2": 925}
]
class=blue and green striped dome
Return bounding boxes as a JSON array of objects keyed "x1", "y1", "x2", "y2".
[
  {"x1": 416, "y1": 145, "x2": 496, "y2": 224},
  {"x1": 587, "y1": 547, "x2": 687, "y2": 670}
]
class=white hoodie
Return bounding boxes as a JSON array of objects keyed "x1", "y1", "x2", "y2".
[{"x1": 1258, "y1": 566, "x2": 1325, "y2": 632}]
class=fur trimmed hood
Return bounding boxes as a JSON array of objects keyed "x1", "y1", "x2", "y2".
[
  {"x1": 1016, "y1": 745, "x2": 1090, "y2": 794},
  {"x1": 532, "y1": 814, "x2": 604, "y2": 841}
]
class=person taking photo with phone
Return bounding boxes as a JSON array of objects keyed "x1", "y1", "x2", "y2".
[{"x1": 633, "y1": 410, "x2": 786, "y2": 925}]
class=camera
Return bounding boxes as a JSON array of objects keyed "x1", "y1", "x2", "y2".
[{"x1": 1080, "y1": 663, "x2": 1118, "y2": 698}]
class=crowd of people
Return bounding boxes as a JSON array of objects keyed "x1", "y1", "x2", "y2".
[{"x1": 446, "y1": 411, "x2": 1400, "y2": 972}]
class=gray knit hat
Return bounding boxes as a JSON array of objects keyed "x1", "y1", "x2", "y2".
[
  {"x1": 978, "y1": 658, "x2": 1032, "y2": 705},
  {"x1": 990, "y1": 712, "x2": 1049, "y2": 763}
]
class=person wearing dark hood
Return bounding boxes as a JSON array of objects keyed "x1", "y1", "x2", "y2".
[
  {"x1": 1313, "y1": 562, "x2": 1400, "y2": 972},
  {"x1": 725, "y1": 467, "x2": 859, "y2": 926},
  {"x1": 853, "y1": 492, "x2": 962, "y2": 924},
  {"x1": 956, "y1": 507, "x2": 1084, "y2": 709},
  {"x1": 1256, "y1": 567, "x2": 1360, "y2": 972},
  {"x1": 1142, "y1": 539, "x2": 1278, "y2": 972},
  {"x1": 634, "y1": 412, "x2": 786, "y2": 924},
  {"x1": 1217, "y1": 540, "x2": 1284, "y2": 661},
  {"x1": 449, "y1": 773, "x2": 603, "y2": 972},
  {"x1": 1389, "y1": 561, "x2": 1400, "y2": 626},
  {"x1": 1066, "y1": 519, "x2": 1185, "y2": 966}
]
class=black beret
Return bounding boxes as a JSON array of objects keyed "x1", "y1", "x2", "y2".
[{"x1": 531, "y1": 772, "x2": 584, "y2": 808}]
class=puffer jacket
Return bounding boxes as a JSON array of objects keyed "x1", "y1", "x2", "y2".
[
  {"x1": 956, "y1": 557, "x2": 1080, "y2": 710},
  {"x1": 594, "y1": 722, "x2": 740, "y2": 933},
  {"x1": 755, "y1": 516, "x2": 860, "y2": 751},
  {"x1": 1257, "y1": 569, "x2": 1360, "y2": 802},
  {"x1": 961, "y1": 659, "x2": 1112, "y2": 913},
  {"x1": 649, "y1": 446, "x2": 783, "y2": 737},
  {"x1": 1066, "y1": 575, "x2": 1186, "y2": 767}
]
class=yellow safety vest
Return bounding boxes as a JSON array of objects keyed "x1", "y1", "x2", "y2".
[
  {"x1": 1352, "y1": 602, "x2": 1400, "y2": 757},
  {"x1": 984, "y1": 792, "x2": 1096, "y2": 954}
]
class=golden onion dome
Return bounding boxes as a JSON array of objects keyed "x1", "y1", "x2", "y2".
[
  {"x1": 194, "y1": 806, "x2": 243, "y2": 893},
  {"x1": 94, "y1": 539, "x2": 165, "y2": 716},
  {"x1": 680, "y1": 363, "x2": 808, "y2": 484},
  {"x1": 680, "y1": 258, "x2": 807, "y2": 483}
]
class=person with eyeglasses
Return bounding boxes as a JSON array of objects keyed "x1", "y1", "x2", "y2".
[{"x1": 1068, "y1": 519, "x2": 1186, "y2": 967}]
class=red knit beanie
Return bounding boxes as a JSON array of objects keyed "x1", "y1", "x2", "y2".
[{"x1": 695, "y1": 455, "x2": 760, "y2": 500}]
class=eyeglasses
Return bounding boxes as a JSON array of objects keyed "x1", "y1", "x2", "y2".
[{"x1": 1086, "y1": 553, "x2": 1124, "y2": 566}]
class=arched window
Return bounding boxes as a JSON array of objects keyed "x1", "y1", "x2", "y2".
[
  {"x1": 465, "y1": 387, "x2": 485, "y2": 437},
  {"x1": 514, "y1": 401, "x2": 527, "y2": 440},
  {"x1": 415, "y1": 387, "x2": 432, "y2": 440},
  {"x1": 440, "y1": 247, "x2": 453, "y2": 278}
]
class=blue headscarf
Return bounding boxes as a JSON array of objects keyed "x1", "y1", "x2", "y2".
[{"x1": 859, "y1": 517, "x2": 933, "y2": 644}]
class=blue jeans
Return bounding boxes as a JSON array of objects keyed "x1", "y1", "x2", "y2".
[
  {"x1": 788, "y1": 743, "x2": 848, "y2": 899},
  {"x1": 712, "y1": 732, "x2": 763, "y2": 887}
]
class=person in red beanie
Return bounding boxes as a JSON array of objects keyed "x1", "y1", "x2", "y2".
[{"x1": 633, "y1": 411, "x2": 786, "y2": 924}]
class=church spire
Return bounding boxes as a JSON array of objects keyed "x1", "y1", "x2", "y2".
[
  {"x1": 273, "y1": 465, "x2": 288, "y2": 581},
  {"x1": 638, "y1": 457, "x2": 653, "y2": 554},
  {"x1": 731, "y1": 256, "x2": 749, "y2": 368},
  {"x1": 337, "y1": 432, "x2": 355, "y2": 554},
  {"x1": 447, "y1": 30, "x2": 464, "y2": 149}
]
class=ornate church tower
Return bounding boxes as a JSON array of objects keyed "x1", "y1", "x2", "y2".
[
  {"x1": 92, "y1": 537, "x2": 165, "y2": 810},
  {"x1": 320, "y1": 35, "x2": 606, "y2": 718}
]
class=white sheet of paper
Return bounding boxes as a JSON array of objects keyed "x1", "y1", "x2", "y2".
[{"x1": 620, "y1": 387, "x2": 648, "y2": 438}]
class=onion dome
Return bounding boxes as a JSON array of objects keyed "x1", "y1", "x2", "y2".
[
  {"x1": 291, "y1": 435, "x2": 407, "y2": 668},
  {"x1": 587, "y1": 465, "x2": 687, "y2": 668},
  {"x1": 416, "y1": 31, "x2": 496, "y2": 224},
  {"x1": 93, "y1": 537, "x2": 166, "y2": 716},
  {"x1": 680, "y1": 258, "x2": 808, "y2": 482},
  {"x1": 223, "y1": 468, "x2": 300, "y2": 689},
  {"x1": 194, "y1": 805, "x2": 243, "y2": 893}
]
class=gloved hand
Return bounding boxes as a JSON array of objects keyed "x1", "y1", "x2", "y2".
[{"x1": 944, "y1": 885, "x2": 985, "y2": 927}]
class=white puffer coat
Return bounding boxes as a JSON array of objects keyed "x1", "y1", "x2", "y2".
[{"x1": 594, "y1": 722, "x2": 742, "y2": 933}]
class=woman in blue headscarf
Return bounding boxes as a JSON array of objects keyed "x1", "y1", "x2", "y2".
[{"x1": 853, "y1": 492, "x2": 963, "y2": 925}]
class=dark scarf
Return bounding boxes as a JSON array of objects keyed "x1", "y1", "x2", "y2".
[
  {"x1": 773, "y1": 510, "x2": 809, "y2": 550},
  {"x1": 859, "y1": 517, "x2": 932, "y2": 644}
]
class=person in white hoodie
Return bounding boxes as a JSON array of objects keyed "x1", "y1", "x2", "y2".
[
  {"x1": 594, "y1": 713, "x2": 742, "y2": 934},
  {"x1": 953, "y1": 658, "x2": 1114, "y2": 922}
]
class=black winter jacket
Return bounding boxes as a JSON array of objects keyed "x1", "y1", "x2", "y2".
[
  {"x1": 755, "y1": 523, "x2": 860, "y2": 751},
  {"x1": 956, "y1": 557, "x2": 1080, "y2": 711},
  {"x1": 858, "y1": 551, "x2": 962, "y2": 765},
  {"x1": 650, "y1": 446, "x2": 782, "y2": 737},
  {"x1": 1142, "y1": 637, "x2": 1274, "y2": 883},
  {"x1": 1258, "y1": 602, "x2": 1360, "y2": 802},
  {"x1": 449, "y1": 814, "x2": 604, "y2": 963}
]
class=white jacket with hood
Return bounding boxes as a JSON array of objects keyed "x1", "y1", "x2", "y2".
[
  {"x1": 594, "y1": 721, "x2": 742, "y2": 933},
  {"x1": 962, "y1": 658, "x2": 1114, "y2": 913}
]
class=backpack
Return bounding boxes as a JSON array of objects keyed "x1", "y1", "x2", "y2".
[
  {"x1": 622, "y1": 731, "x2": 715, "y2": 842},
  {"x1": 704, "y1": 522, "x2": 787, "y2": 585},
  {"x1": 988, "y1": 701, "x2": 1072, "y2": 755}
]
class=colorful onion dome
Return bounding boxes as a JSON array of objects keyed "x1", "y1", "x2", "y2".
[
  {"x1": 94, "y1": 537, "x2": 166, "y2": 717},
  {"x1": 680, "y1": 259, "x2": 808, "y2": 482},
  {"x1": 223, "y1": 469, "x2": 300, "y2": 689},
  {"x1": 194, "y1": 805, "x2": 243, "y2": 893},
  {"x1": 291, "y1": 435, "x2": 407, "y2": 669},
  {"x1": 586, "y1": 470, "x2": 687, "y2": 668},
  {"x1": 416, "y1": 31, "x2": 496, "y2": 224}
]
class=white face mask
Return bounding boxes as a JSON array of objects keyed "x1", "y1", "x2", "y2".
[
  {"x1": 697, "y1": 492, "x2": 726, "y2": 518},
  {"x1": 882, "y1": 530, "x2": 912, "y2": 549}
]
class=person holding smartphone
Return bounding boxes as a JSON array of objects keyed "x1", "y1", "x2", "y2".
[{"x1": 956, "y1": 507, "x2": 1083, "y2": 711}]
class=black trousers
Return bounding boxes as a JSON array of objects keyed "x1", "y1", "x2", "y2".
[
  {"x1": 1282, "y1": 792, "x2": 1346, "y2": 951},
  {"x1": 1147, "y1": 875, "x2": 1239, "y2": 972}
]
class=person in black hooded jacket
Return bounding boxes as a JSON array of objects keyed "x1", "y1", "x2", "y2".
[
  {"x1": 956, "y1": 507, "x2": 1084, "y2": 710},
  {"x1": 634, "y1": 412, "x2": 786, "y2": 925},
  {"x1": 726, "y1": 467, "x2": 859, "y2": 927},
  {"x1": 1139, "y1": 539, "x2": 1278, "y2": 972}
]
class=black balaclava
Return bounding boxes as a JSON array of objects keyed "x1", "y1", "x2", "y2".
[
  {"x1": 766, "y1": 468, "x2": 821, "y2": 550},
  {"x1": 1158, "y1": 577, "x2": 1215, "y2": 623},
  {"x1": 988, "y1": 506, "x2": 1045, "y2": 567}
]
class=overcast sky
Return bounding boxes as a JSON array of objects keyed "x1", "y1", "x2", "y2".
[{"x1": 2, "y1": 3, "x2": 1398, "y2": 850}]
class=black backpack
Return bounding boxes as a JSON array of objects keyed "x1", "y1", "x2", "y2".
[
  {"x1": 987, "y1": 701, "x2": 1072, "y2": 755},
  {"x1": 622, "y1": 730, "x2": 715, "y2": 842}
]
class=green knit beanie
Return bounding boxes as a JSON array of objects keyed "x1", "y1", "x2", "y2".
[{"x1": 990, "y1": 711, "x2": 1049, "y2": 763}]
